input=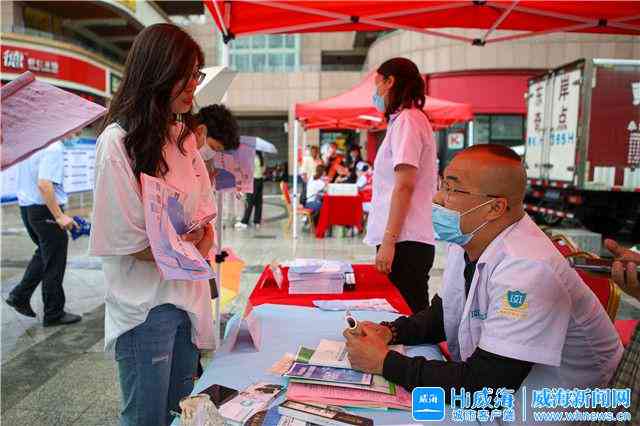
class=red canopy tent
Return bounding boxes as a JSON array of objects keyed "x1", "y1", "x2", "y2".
[
  {"x1": 205, "y1": 1, "x2": 640, "y2": 45},
  {"x1": 203, "y1": 0, "x2": 640, "y2": 241},
  {"x1": 295, "y1": 70, "x2": 474, "y2": 130}
]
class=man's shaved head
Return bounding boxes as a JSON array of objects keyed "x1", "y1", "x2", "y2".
[{"x1": 447, "y1": 144, "x2": 527, "y2": 211}]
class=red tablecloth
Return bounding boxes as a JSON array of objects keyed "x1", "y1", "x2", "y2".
[
  {"x1": 249, "y1": 264, "x2": 412, "y2": 315},
  {"x1": 315, "y1": 194, "x2": 363, "y2": 239}
]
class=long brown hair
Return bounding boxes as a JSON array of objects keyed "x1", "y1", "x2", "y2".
[
  {"x1": 377, "y1": 57, "x2": 427, "y2": 122},
  {"x1": 101, "y1": 23, "x2": 203, "y2": 178}
]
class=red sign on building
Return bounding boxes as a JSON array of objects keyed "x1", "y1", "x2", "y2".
[{"x1": 1, "y1": 45, "x2": 107, "y2": 93}]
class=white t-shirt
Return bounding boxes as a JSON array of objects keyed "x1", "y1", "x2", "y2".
[
  {"x1": 306, "y1": 177, "x2": 326, "y2": 203},
  {"x1": 89, "y1": 123, "x2": 217, "y2": 352},
  {"x1": 364, "y1": 108, "x2": 437, "y2": 246}
]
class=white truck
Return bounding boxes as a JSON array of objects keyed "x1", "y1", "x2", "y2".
[{"x1": 524, "y1": 58, "x2": 640, "y2": 239}]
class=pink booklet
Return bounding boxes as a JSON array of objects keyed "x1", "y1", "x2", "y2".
[
  {"x1": 1, "y1": 71, "x2": 106, "y2": 170},
  {"x1": 286, "y1": 382, "x2": 411, "y2": 411}
]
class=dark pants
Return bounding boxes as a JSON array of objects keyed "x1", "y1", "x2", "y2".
[
  {"x1": 10, "y1": 205, "x2": 68, "y2": 321},
  {"x1": 241, "y1": 178, "x2": 264, "y2": 225},
  {"x1": 377, "y1": 241, "x2": 435, "y2": 314}
]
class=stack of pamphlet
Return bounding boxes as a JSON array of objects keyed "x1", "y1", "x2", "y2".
[
  {"x1": 286, "y1": 259, "x2": 354, "y2": 295},
  {"x1": 273, "y1": 339, "x2": 411, "y2": 411}
]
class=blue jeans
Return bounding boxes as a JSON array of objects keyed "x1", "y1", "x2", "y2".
[
  {"x1": 304, "y1": 199, "x2": 322, "y2": 214},
  {"x1": 115, "y1": 304, "x2": 199, "y2": 426}
]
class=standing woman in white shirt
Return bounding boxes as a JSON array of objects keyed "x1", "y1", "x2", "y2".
[
  {"x1": 89, "y1": 24, "x2": 216, "y2": 426},
  {"x1": 364, "y1": 57, "x2": 438, "y2": 313}
]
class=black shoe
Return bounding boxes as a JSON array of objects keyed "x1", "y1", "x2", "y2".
[
  {"x1": 43, "y1": 312, "x2": 81, "y2": 327},
  {"x1": 5, "y1": 295, "x2": 36, "y2": 318}
]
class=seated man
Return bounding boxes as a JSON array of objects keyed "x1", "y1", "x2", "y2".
[{"x1": 345, "y1": 144, "x2": 623, "y2": 424}]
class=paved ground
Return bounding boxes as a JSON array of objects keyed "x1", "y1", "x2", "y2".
[{"x1": 1, "y1": 182, "x2": 638, "y2": 425}]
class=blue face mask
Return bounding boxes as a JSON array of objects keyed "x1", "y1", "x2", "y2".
[
  {"x1": 372, "y1": 89, "x2": 385, "y2": 113},
  {"x1": 432, "y1": 200, "x2": 494, "y2": 246}
]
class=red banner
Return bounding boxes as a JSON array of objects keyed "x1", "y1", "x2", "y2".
[{"x1": 1, "y1": 44, "x2": 106, "y2": 93}]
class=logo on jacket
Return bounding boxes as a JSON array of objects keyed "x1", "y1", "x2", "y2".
[{"x1": 498, "y1": 290, "x2": 529, "y2": 319}]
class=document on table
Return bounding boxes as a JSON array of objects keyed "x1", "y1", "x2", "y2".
[
  {"x1": 284, "y1": 363, "x2": 372, "y2": 386},
  {"x1": 312, "y1": 299, "x2": 399, "y2": 313},
  {"x1": 286, "y1": 382, "x2": 412, "y2": 411},
  {"x1": 140, "y1": 173, "x2": 213, "y2": 281}
]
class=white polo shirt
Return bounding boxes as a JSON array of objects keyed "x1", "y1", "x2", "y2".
[
  {"x1": 364, "y1": 107, "x2": 437, "y2": 246},
  {"x1": 441, "y1": 215, "x2": 623, "y2": 425}
]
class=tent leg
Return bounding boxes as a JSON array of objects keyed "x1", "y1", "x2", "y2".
[
  {"x1": 214, "y1": 195, "x2": 223, "y2": 349},
  {"x1": 292, "y1": 120, "x2": 299, "y2": 240}
]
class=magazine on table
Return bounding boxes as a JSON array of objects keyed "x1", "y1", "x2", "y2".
[{"x1": 284, "y1": 363, "x2": 372, "y2": 386}]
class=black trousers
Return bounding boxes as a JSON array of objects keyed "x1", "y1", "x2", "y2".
[
  {"x1": 377, "y1": 241, "x2": 435, "y2": 314},
  {"x1": 10, "y1": 205, "x2": 68, "y2": 321},
  {"x1": 241, "y1": 178, "x2": 264, "y2": 225}
]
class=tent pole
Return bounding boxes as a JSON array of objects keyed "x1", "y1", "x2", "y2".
[
  {"x1": 213, "y1": 38, "x2": 231, "y2": 350},
  {"x1": 292, "y1": 120, "x2": 300, "y2": 240}
]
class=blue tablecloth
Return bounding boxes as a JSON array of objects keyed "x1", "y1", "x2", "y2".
[{"x1": 173, "y1": 304, "x2": 465, "y2": 425}]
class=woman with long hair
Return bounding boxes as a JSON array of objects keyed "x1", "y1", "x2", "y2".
[
  {"x1": 89, "y1": 24, "x2": 215, "y2": 425},
  {"x1": 364, "y1": 57, "x2": 437, "y2": 313}
]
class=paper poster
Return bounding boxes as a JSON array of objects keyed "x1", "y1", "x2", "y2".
[
  {"x1": 1, "y1": 71, "x2": 105, "y2": 170},
  {"x1": 209, "y1": 137, "x2": 256, "y2": 193},
  {"x1": 140, "y1": 173, "x2": 213, "y2": 281}
]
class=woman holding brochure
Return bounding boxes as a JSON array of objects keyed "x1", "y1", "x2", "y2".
[
  {"x1": 89, "y1": 24, "x2": 216, "y2": 426},
  {"x1": 364, "y1": 57, "x2": 437, "y2": 313}
]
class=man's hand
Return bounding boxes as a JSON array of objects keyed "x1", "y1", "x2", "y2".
[
  {"x1": 55, "y1": 214, "x2": 78, "y2": 231},
  {"x1": 605, "y1": 239, "x2": 640, "y2": 302},
  {"x1": 343, "y1": 324, "x2": 390, "y2": 374},
  {"x1": 376, "y1": 240, "x2": 395, "y2": 274},
  {"x1": 355, "y1": 321, "x2": 393, "y2": 344}
]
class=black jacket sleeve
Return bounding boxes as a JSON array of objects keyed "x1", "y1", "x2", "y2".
[
  {"x1": 383, "y1": 347, "x2": 533, "y2": 404},
  {"x1": 390, "y1": 295, "x2": 446, "y2": 345}
]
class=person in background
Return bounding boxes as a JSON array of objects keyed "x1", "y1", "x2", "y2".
[
  {"x1": 300, "y1": 145, "x2": 323, "y2": 205},
  {"x1": 195, "y1": 104, "x2": 240, "y2": 154},
  {"x1": 236, "y1": 152, "x2": 266, "y2": 229},
  {"x1": 347, "y1": 145, "x2": 364, "y2": 183},
  {"x1": 364, "y1": 57, "x2": 438, "y2": 313},
  {"x1": 590, "y1": 239, "x2": 640, "y2": 425},
  {"x1": 304, "y1": 164, "x2": 327, "y2": 222},
  {"x1": 89, "y1": 24, "x2": 216, "y2": 426},
  {"x1": 324, "y1": 142, "x2": 344, "y2": 183},
  {"x1": 333, "y1": 161, "x2": 353, "y2": 184},
  {"x1": 5, "y1": 141, "x2": 82, "y2": 327},
  {"x1": 356, "y1": 162, "x2": 373, "y2": 214}
]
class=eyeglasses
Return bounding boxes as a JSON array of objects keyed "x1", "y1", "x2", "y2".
[
  {"x1": 192, "y1": 69, "x2": 206, "y2": 85},
  {"x1": 437, "y1": 176, "x2": 503, "y2": 200}
]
